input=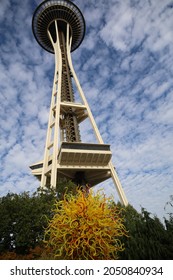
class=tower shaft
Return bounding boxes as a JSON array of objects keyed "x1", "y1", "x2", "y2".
[{"x1": 59, "y1": 30, "x2": 81, "y2": 142}]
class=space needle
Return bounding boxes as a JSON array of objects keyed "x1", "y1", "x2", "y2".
[{"x1": 30, "y1": 0, "x2": 128, "y2": 206}]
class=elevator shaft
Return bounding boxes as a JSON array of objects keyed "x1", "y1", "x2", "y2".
[{"x1": 59, "y1": 30, "x2": 81, "y2": 143}]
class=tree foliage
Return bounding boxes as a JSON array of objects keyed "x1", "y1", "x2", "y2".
[
  {"x1": 0, "y1": 187, "x2": 56, "y2": 256},
  {"x1": 0, "y1": 183, "x2": 173, "y2": 260},
  {"x1": 119, "y1": 204, "x2": 173, "y2": 259},
  {"x1": 0, "y1": 180, "x2": 77, "y2": 258}
]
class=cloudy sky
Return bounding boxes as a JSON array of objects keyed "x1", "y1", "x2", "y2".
[{"x1": 0, "y1": 0, "x2": 173, "y2": 221}]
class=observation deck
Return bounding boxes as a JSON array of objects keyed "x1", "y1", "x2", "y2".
[
  {"x1": 30, "y1": 142, "x2": 112, "y2": 186},
  {"x1": 32, "y1": 0, "x2": 85, "y2": 53}
]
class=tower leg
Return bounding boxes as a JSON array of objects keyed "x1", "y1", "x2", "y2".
[
  {"x1": 40, "y1": 21, "x2": 62, "y2": 189},
  {"x1": 109, "y1": 162, "x2": 128, "y2": 206},
  {"x1": 66, "y1": 24, "x2": 128, "y2": 206},
  {"x1": 50, "y1": 22, "x2": 62, "y2": 188}
]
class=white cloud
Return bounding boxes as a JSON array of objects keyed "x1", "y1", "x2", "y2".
[{"x1": 0, "y1": 0, "x2": 10, "y2": 21}]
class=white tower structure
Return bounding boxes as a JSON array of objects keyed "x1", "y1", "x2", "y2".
[{"x1": 30, "y1": 0, "x2": 128, "y2": 206}]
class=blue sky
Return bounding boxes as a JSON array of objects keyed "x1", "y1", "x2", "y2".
[{"x1": 0, "y1": 0, "x2": 173, "y2": 221}]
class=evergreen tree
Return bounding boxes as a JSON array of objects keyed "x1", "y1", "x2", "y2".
[{"x1": 119, "y1": 204, "x2": 173, "y2": 259}]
